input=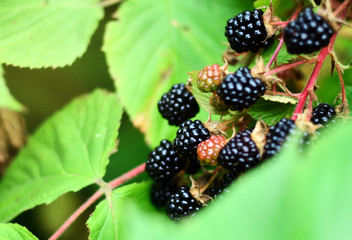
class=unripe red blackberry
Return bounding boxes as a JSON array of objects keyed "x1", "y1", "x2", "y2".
[
  {"x1": 311, "y1": 103, "x2": 336, "y2": 125},
  {"x1": 197, "y1": 135, "x2": 227, "y2": 166},
  {"x1": 283, "y1": 8, "x2": 334, "y2": 54},
  {"x1": 197, "y1": 64, "x2": 225, "y2": 92},
  {"x1": 166, "y1": 186, "x2": 202, "y2": 221},
  {"x1": 225, "y1": 9, "x2": 273, "y2": 53},
  {"x1": 217, "y1": 67, "x2": 266, "y2": 111},
  {"x1": 263, "y1": 118, "x2": 296, "y2": 159},
  {"x1": 146, "y1": 140, "x2": 185, "y2": 183},
  {"x1": 150, "y1": 180, "x2": 178, "y2": 207},
  {"x1": 218, "y1": 130, "x2": 260, "y2": 173},
  {"x1": 158, "y1": 83, "x2": 199, "y2": 126}
]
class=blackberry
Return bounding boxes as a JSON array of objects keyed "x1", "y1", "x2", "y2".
[
  {"x1": 174, "y1": 120, "x2": 210, "y2": 160},
  {"x1": 158, "y1": 83, "x2": 199, "y2": 126},
  {"x1": 208, "y1": 173, "x2": 238, "y2": 198},
  {"x1": 145, "y1": 140, "x2": 185, "y2": 183},
  {"x1": 166, "y1": 186, "x2": 202, "y2": 220},
  {"x1": 225, "y1": 9, "x2": 273, "y2": 53},
  {"x1": 197, "y1": 64, "x2": 225, "y2": 92},
  {"x1": 218, "y1": 130, "x2": 260, "y2": 173},
  {"x1": 217, "y1": 67, "x2": 266, "y2": 111},
  {"x1": 263, "y1": 118, "x2": 296, "y2": 159},
  {"x1": 311, "y1": 103, "x2": 336, "y2": 125},
  {"x1": 150, "y1": 180, "x2": 178, "y2": 207},
  {"x1": 283, "y1": 8, "x2": 334, "y2": 54}
]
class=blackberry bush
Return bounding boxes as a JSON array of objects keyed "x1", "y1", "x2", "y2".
[
  {"x1": 217, "y1": 67, "x2": 266, "y2": 111},
  {"x1": 158, "y1": 83, "x2": 199, "y2": 126},
  {"x1": 283, "y1": 8, "x2": 334, "y2": 54},
  {"x1": 225, "y1": 9, "x2": 273, "y2": 53}
]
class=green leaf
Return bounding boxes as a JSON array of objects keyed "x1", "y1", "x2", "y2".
[
  {"x1": 103, "y1": 0, "x2": 253, "y2": 146},
  {"x1": 0, "y1": 0, "x2": 103, "y2": 68},
  {"x1": 87, "y1": 182, "x2": 155, "y2": 240},
  {"x1": 0, "y1": 90, "x2": 123, "y2": 222},
  {"x1": 121, "y1": 122, "x2": 352, "y2": 240},
  {"x1": 0, "y1": 223, "x2": 38, "y2": 240},
  {"x1": 254, "y1": 0, "x2": 281, "y2": 8},
  {"x1": 247, "y1": 98, "x2": 295, "y2": 125},
  {"x1": 0, "y1": 65, "x2": 23, "y2": 111}
]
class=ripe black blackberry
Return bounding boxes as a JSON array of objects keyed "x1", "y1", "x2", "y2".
[
  {"x1": 173, "y1": 120, "x2": 210, "y2": 173},
  {"x1": 166, "y1": 186, "x2": 202, "y2": 220},
  {"x1": 158, "y1": 83, "x2": 199, "y2": 126},
  {"x1": 263, "y1": 118, "x2": 296, "y2": 159},
  {"x1": 145, "y1": 140, "x2": 185, "y2": 183},
  {"x1": 311, "y1": 103, "x2": 336, "y2": 125},
  {"x1": 208, "y1": 173, "x2": 238, "y2": 198},
  {"x1": 283, "y1": 8, "x2": 334, "y2": 54},
  {"x1": 218, "y1": 130, "x2": 260, "y2": 173},
  {"x1": 217, "y1": 67, "x2": 266, "y2": 111},
  {"x1": 150, "y1": 180, "x2": 178, "y2": 207},
  {"x1": 225, "y1": 9, "x2": 273, "y2": 53}
]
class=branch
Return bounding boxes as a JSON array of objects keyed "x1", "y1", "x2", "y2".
[{"x1": 48, "y1": 163, "x2": 146, "y2": 240}]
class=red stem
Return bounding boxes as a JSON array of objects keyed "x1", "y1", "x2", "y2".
[
  {"x1": 333, "y1": 0, "x2": 352, "y2": 17},
  {"x1": 49, "y1": 163, "x2": 146, "y2": 240},
  {"x1": 336, "y1": 65, "x2": 347, "y2": 104},
  {"x1": 265, "y1": 4, "x2": 303, "y2": 71},
  {"x1": 291, "y1": 2, "x2": 352, "y2": 120},
  {"x1": 264, "y1": 59, "x2": 308, "y2": 76}
]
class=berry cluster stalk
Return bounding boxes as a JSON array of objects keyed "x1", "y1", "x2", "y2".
[{"x1": 291, "y1": 2, "x2": 352, "y2": 120}]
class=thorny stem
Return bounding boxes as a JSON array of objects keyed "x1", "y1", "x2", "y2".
[
  {"x1": 265, "y1": 4, "x2": 303, "y2": 71},
  {"x1": 49, "y1": 163, "x2": 146, "y2": 240},
  {"x1": 292, "y1": 2, "x2": 352, "y2": 120},
  {"x1": 333, "y1": 0, "x2": 352, "y2": 17},
  {"x1": 336, "y1": 64, "x2": 348, "y2": 106},
  {"x1": 264, "y1": 59, "x2": 309, "y2": 76}
]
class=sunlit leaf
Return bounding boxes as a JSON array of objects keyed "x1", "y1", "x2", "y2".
[
  {"x1": 0, "y1": 0, "x2": 103, "y2": 68},
  {"x1": 0, "y1": 223, "x2": 38, "y2": 240},
  {"x1": 103, "y1": 0, "x2": 253, "y2": 146},
  {"x1": 0, "y1": 90, "x2": 123, "y2": 222}
]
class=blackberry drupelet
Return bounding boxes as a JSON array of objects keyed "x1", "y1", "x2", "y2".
[
  {"x1": 217, "y1": 67, "x2": 266, "y2": 111},
  {"x1": 263, "y1": 118, "x2": 296, "y2": 159},
  {"x1": 208, "y1": 173, "x2": 238, "y2": 198},
  {"x1": 218, "y1": 130, "x2": 260, "y2": 173},
  {"x1": 158, "y1": 83, "x2": 199, "y2": 126},
  {"x1": 209, "y1": 92, "x2": 229, "y2": 113},
  {"x1": 174, "y1": 120, "x2": 210, "y2": 174},
  {"x1": 283, "y1": 8, "x2": 334, "y2": 54},
  {"x1": 311, "y1": 103, "x2": 336, "y2": 125},
  {"x1": 150, "y1": 180, "x2": 178, "y2": 207},
  {"x1": 166, "y1": 186, "x2": 202, "y2": 220},
  {"x1": 146, "y1": 140, "x2": 185, "y2": 183},
  {"x1": 225, "y1": 9, "x2": 273, "y2": 53}
]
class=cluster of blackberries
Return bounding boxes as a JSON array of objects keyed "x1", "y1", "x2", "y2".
[
  {"x1": 225, "y1": 8, "x2": 334, "y2": 55},
  {"x1": 159, "y1": 66, "x2": 267, "y2": 126}
]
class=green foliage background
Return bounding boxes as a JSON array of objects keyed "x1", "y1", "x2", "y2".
[{"x1": 0, "y1": 0, "x2": 351, "y2": 239}]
